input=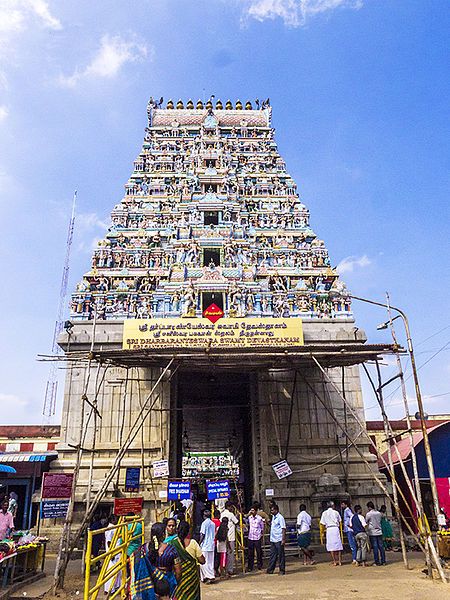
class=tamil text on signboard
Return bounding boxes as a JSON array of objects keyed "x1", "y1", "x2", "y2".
[
  {"x1": 167, "y1": 481, "x2": 191, "y2": 500},
  {"x1": 41, "y1": 473, "x2": 74, "y2": 499},
  {"x1": 40, "y1": 499, "x2": 70, "y2": 519},
  {"x1": 206, "y1": 480, "x2": 230, "y2": 501},
  {"x1": 123, "y1": 318, "x2": 303, "y2": 350},
  {"x1": 152, "y1": 459, "x2": 170, "y2": 479},
  {"x1": 125, "y1": 467, "x2": 141, "y2": 492},
  {"x1": 114, "y1": 497, "x2": 144, "y2": 516},
  {"x1": 272, "y1": 460, "x2": 293, "y2": 480}
]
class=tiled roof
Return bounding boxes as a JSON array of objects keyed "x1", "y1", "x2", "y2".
[{"x1": 0, "y1": 425, "x2": 60, "y2": 438}]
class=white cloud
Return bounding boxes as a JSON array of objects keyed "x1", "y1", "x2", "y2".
[
  {"x1": 59, "y1": 34, "x2": 149, "y2": 88},
  {"x1": 75, "y1": 212, "x2": 108, "y2": 254},
  {"x1": 28, "y1": 0, "x2": 61, "y2": 30},
  {"x1": 336, "y1": 254, "x2": 371, "y2": 274},
  {"x1": 0, "y1": 392, "x2": 28, "y2": 407},
  {"x1": 0, "y1": 106, "x2": 8, "y2": 122},
  {"x1": 242, "y1": 0, "x2": 363, "y2": 27},
  {"x1": 76, "y1": 212, "x2": 109, "y2": 232},
  {"x1": 0, "y1": 0, "x2": 61, "y2": 36}
]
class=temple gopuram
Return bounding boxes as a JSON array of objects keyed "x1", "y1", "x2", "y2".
[{"x1": 51, "y1": 98, "x2": 391, "y2": 526}]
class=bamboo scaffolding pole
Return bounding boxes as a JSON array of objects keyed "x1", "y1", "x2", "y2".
[
  {"x1": 350, "y1": 295, "x2": 441, "y2": 524},
  {"x1": 310, "y1": 357, "x2": 447, "y2": 583},
  {"x1": 374, "y1": 360, "x2": 409, "y2": 569},
  {"x1": 54, "y1": 358, "x2": 176, "y2": 591},
  {"x1": 53, "y1": 310, "x2": 98, "y2": 592},
  {"x1": 298, "y1": 371, "x2": 424, "y2": 544},
  {"x1": 385, "y1": 294, "x2": 432, "y2": 576}
]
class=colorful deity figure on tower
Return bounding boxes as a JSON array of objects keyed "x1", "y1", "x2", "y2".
[{"x1": 71, "y1": 97, "x2": 351, "y2": 321}]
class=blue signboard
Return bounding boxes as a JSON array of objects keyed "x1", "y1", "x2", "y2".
[
  {"x1": 40, "y1": 499, "x2": 70, "y2": 519},
  {"x1": 206, "y1": 480, "x2": 230, "y2": 501},
  {"x1": 125, "y1": 467, "x2": 141, "y2": 492},
  {"x1": 167, "y1": 481, "x2": 191, "y2": 500}
]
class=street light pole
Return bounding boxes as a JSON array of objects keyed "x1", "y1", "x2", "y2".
[{"x1": 350, "y1": 294, "x2": 441, "y2": 524}]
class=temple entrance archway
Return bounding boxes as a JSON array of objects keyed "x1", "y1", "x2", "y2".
[{"x1": 171, "y1": 370, "x2": 254, "y2": 507}]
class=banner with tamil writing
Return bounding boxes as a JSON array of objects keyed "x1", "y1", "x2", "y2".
[{"x1": 123, "y1": 318, "x2": 303, "y2": 350}]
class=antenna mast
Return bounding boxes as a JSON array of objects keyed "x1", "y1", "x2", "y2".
[{"x1": 43, "y1": 191, "x2": 77, "y2": 418}]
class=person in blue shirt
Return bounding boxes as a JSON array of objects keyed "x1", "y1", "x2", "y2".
[
  {"x1": 266, "y1": 504, "x2": 286, "y2": 575},
  {"x1": 341, "y1": 500, "x2": 357, "y2": 564},
  {"x1": 199, "y1": 510, "x2": 216, "y2": 583}
]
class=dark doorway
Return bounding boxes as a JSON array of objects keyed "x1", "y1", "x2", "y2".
[
  {"x1": 173, "y1": 371, "x2": 253, "y2": 509},
  {"x1": 203, "y1": 248, "x2": 220, "y2": 267},
  {"x1": 201, "y1": 292, "x2": 223, "y2": 312},
  {"x1": 204, "y1": 211, "x2": 219, "y2": 226}
]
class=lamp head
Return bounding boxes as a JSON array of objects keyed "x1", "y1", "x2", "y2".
[{"x1": 414, "y1": 411, "x2": 429, "y2": 421}]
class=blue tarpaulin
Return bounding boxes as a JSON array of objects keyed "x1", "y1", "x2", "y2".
[{"x1": 0, "y1": 465, "x2": 16, "y2": 473}]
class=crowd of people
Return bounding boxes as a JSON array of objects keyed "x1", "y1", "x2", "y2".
[
  {"x1": 319, "y1": 500, "x2": 393, "y2": 567},
  {"x1": 98, "y1": 498, "x2": 397, "y2": 599}
]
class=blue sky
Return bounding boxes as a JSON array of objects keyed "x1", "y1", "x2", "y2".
[{"x1": 0, "y1": 0, "x2": 448, "y2": 424}]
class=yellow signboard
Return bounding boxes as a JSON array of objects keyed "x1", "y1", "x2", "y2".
[{"x1": 122, "y1": 318, "x2": 304, "y2": 350}]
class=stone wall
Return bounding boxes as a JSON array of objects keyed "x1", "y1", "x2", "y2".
[
  {"x1": 253, "y1": 365, "x2": 384, "y2": 520},
  {"x1": 42, "y1": 319, "x2": 386, "y2": 540}
]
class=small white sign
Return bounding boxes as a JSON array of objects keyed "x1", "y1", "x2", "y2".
[
  {"x1": 272, "y1": 459, "x2": 292, "y2": 480},
  {"x1": 158, "y1": 490, "x2": 168, "y2": 500},
  {"x1": 153, "y1": 459, "x2": 169, "y2": 479},
  {"x1": 265, "y1": 488, "x2": 274, "y2": 497}
]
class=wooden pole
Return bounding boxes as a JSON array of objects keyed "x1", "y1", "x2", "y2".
[
  {"x1": 311, "y1": 356, "x2": 447, "y2": 583},
  {"x1": 385, "y1": 294, "x2": 432, "y2": 575},
  {"x1": 374, "y1": 360, "x2": 409, "y2": 569},
  {"x1": 53, "y1": 358, "x2": 176, "y2": 590},
  {"x1": 350, "y1": 295, "x2": 441, "y2": 523}
]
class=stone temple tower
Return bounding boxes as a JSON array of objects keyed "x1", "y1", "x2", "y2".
[{"x1": 53, "y1": 98, "x2": 386, "y2": 524}]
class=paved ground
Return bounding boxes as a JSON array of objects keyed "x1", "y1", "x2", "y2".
[
  {"x1": 14, "y1": 551, "x2": 450, "y2": 600},
  {"x1": 200, "y1": 553, "x2": 449, "y2": 600}
]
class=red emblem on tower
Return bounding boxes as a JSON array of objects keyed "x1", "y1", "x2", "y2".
[{"x1": 203, "y1": 303, "x2": 224, "y2": 323}]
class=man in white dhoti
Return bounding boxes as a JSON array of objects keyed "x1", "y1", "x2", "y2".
[
  {"x1": 320, "y1": 501, "x2": 343, "y2": 566},
  {"x1": 199, "y1": 510, "x2": 216, "y2": 583}
]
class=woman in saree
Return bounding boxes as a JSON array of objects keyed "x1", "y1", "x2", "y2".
[
  {"x1": 131, "y1": 522, "x2": 181, "y2": 600},
  {"x1": 164, "y1": 518, "x2": 179, "y2": 543},
  {"x1": 170, "y1": 521, "x2": 205, "y2": 600},
  {"x1": 380, "y1": 505, "x2": 393, "y2": 550}
]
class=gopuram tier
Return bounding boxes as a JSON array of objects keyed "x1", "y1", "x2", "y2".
[{"x1": 71, "y1": 98, "x2": 351, "y2": 322}]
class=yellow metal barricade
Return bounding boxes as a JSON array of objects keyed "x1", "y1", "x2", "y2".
[
  {"x1": 84, "y1": 516, "x2": 144, "y2": 600},
  {"x1": 319, "y1": 520, "x2": 343, "y2": 546},
  {"x1": 235, "y1": 512, "x2": 246, "y2": 573},
  {"x1": 418, "y1": 513, "x2": 431, "y2": 536},
  {"x1": 319, "y1": 520, "x2": 325, "y2": 545}
]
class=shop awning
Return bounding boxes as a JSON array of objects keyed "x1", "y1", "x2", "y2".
[
  {"x1": 0, "y1": 453, "x2": 57, "y2": 463},
  {"x1": 379, "y1": 421, "x2": 450, "y2": 467},
  {"x1": 0, "y1": 465, "x2": 16, "y2": 473}
]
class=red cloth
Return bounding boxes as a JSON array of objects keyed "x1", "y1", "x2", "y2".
[{"x1": 436, "y1": 478, "x2": 450, "y2": 515}]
